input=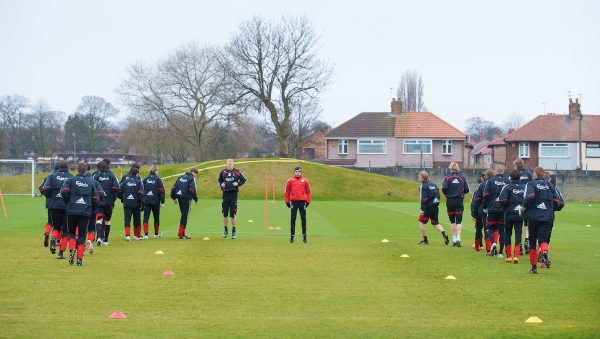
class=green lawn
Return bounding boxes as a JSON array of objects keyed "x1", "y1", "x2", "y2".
[{"x1": 0, "y1": 195, "x2": 599, "y2": 338}]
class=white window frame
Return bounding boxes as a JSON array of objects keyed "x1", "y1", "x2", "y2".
[
  {"x1": 586, "y1": 143, "x2": 600, "y2": 158},
  {"x1": 539, "y1": 143, "x2": 569, "y2": 158},
  {"x1": 357, "y1": 139, "x2": 386, "y2": 154},
  {"x1": 403, "y1": 139, "x2": 432, "y2": 154},
  {"x1": 442, "y1": 140, "x2": 452, "y2": 155},
  {"x1": 337, "y1": 139, "x2": 348, "y2": 155},
  {"x1": 519, "y1": 142, "x2": 530, "y2": 158}
]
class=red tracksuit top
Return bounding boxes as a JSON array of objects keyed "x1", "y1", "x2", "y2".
[{"x1": 284, "y1": 176, "x2": 311, "y2": 204}]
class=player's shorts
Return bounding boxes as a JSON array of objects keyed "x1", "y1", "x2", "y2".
[
  {"x1": 97, "y1": 205, "x2": 114, "y2": 221},
  {"x1": 418, "y1": 206, "x2": 439, "y2": 225},
  {"x1": 485, "y1": 211, "x2": 504, "y2": 227},
  {"x1": 222, "y1": 192, "x2": 238, "y2": 218},
  {"x1": 446, "y1": 198, "x2": 464, "y2": 223}
]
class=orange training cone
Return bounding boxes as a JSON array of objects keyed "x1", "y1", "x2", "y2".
[{"x1": 163, "y1": 270, "x2": 175, "y2": 276}]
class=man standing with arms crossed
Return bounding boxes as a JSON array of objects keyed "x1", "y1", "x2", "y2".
[{"x1": 218, "y1": 159, "x2": 247, "y2": 239}]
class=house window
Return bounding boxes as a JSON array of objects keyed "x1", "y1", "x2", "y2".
[
  {"x1": 539, "y1": 143, "x2": 569, "y2": 157},
  {"x1": 338, "y1": 139, "x2": 348, "y2": 154},
  {"x1": 403, "y1": 139, "x2": 432, "y2": 154},
  {"x1": 519, "y1": 142, "x2": 530, "y2": 158},
  {"x1": 442, "y1": 140, "x2": 452, "y2": 155},
  {"x1": 585, "y1": 143, "x2": 600, "y2": 157},
  {"x1": 358, "y1": 139, "x2": 386, "y2": 154}
]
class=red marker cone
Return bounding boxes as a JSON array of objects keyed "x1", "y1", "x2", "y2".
[
  {"x1": 109, "y1": 311, "x2": 127, "y2": 319},
  {"x1": 163, "y1": 270, "x2": 175, "y2": 276}
]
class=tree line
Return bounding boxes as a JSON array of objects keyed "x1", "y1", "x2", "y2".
[{"x1": 1, "y1": 15, "x2": 523, "y2": 162}]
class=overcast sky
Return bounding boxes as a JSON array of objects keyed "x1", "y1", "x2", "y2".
[{"x1": 1, "y1": 0, "x2": 598, "y2": 131}]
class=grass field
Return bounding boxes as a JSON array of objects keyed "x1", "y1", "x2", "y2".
[{"x1": 1, "y1": 193, "x2": 599, "y2": 337}]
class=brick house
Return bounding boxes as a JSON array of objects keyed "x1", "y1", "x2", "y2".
[
  {"x1": 504, "y1": 98, "x2": 600, "y2": 170},
  {"x1": 299, "y1": 126, "x2": 328, "y2": 160},
  {"x1": 325, "y1": 99, "x2": 466, "y2": 168}
]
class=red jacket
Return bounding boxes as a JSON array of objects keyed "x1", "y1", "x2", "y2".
[{"x1": 284, "y1": 176, "x2": 311, "y2": 204}]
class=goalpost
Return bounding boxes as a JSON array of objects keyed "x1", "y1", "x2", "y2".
[{"x1": 0, "y1": 159, "x2": 36, "y2": 197}]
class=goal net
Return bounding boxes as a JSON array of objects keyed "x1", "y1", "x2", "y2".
[{"x1": 0, "y1": 159, "x2": 37, "y2": 196}]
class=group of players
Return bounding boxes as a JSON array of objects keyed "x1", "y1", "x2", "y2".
[
  {"x1": 38, "y1": 158, "x2": 250, "y2": 266},
  {"x1": 38, "y1": 158, "x2": 318, "y2": 267},
  {"x1": 417, "y1": 158, "x2": 564, "y2": 274}
]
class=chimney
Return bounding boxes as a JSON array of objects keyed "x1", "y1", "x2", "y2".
[
  {"x1": 391, "y1": 98, "x2": 402, "y2": 116},
  {"x1": 569, "y1": 98, "x2": 582, "y2": 119}
]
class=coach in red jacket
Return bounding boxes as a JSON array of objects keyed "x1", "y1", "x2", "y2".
[{"x1": 284, "y1": 166, "x2": 311, "y2": 243}]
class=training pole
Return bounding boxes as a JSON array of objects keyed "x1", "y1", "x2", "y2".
[
  {"x1": 264, "y1": 175, "x2": 268, "y2": 232},
  {"x1": 272, "y1": 176, "x2": 276, "y2": 201},
  {"x1": 0, "y1": 188, "x2": 8, "y2": 220}
]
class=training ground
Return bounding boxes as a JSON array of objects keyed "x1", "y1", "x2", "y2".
[{"x1": 0, "y1": 161, "x2": 599, "y2": 337}]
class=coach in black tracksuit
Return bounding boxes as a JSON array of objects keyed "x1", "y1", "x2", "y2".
[
  {"x1": 499, "y1": 170, "x2": 526, "y2": 263},
  {"x1": 142, "y1": 165, "x2": 165, "y2": 239},
  {"x1": 482, "y1": 165, "x2": 510, "y2": 257},
  {"x1": 217, "y1": 159, "x2": 247, "y2": 239},
  {"x1": 60, "y1": 162, "x2": 99, "y2": 266},
  {"x1": 442, "y1": 162, "x2": 470, "y2": 247},
  {"x1": 171, "y1": 168, "x2": 198, "y2": 239},
  {"x1": 43, "y1": 161, "x2": 73, "y2": 255},
  {"x1": 524, "y1": 167, "x2": 564, "y2": 274},
  {"x1": 93, "y1": 161, "x2": 120, "y2": 245},
  {"x1": 120, "y1": 164, "x2": 144, "y2": 241}
]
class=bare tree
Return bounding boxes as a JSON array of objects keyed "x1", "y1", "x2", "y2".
[
  {"x1": 0, "y1": 94, "x2": 29, "y2": 157},
  {"x1": 119, "y1": 43, "x2": 238, "y2": 161},
  {"x1": 25, "y1": 102, "x2": 65, "y2": 156},
  {"x1": 288, "y1": 98, "x2": 321, "y2": 157},
  {"x1": 396, "y1": 70, "x2": 427, "y2": 112},
  {"x1": 226, "y1": 15, "x2": 333, "y2": 157},
  {"x1": 74, "y1": 96, "x2": 118, "y2": 152},
  {"x1": 465, "y1": 116, "x2": 503, "y2": 141},
  {"x1": 502, "y1": 112, "x2": 525, "y2": 134}
]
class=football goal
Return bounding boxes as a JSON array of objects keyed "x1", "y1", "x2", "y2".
[{"x1": 0, "y1": 159, "x2": 36, "y2": 197}]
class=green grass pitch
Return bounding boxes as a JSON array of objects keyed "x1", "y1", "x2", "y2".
[{"x1": 0, "y1": 195, "x2": 599, "y2": 338}]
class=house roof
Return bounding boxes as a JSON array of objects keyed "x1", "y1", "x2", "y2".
[
  {"x1": 326, "y1": 112, "x2": 395, "y2": 138},
  {"x1": 326, "y1": 111, "x2": 466, "y2": 139},
  {"x1": 394, "y1": 112, "x2": 465, "y2": 139},
  {"x1": 471, "y1": 140, "x2": 491, "y2": 155},
  {"x1": 488, "y1": 137, "x2": 505, "y2": 146},
  {"x1": 505, "y1": 113, "x2": 600, "y2": 142}
]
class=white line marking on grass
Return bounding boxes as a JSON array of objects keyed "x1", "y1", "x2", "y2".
[{"x1": 163, "y1": 159, "x2": 304, "y2": 180}]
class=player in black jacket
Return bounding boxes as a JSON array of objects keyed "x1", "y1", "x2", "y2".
[
  {"x1": 523, "y1": 167, "x2": 564, "y2": 274},
  {"x1": 482, "y1": 165, "x2": 510, "y2": 257},
  {"x1": 43, "y1": 161, "x2": 73, "y2": 255},
  {"x1": 39, "y1": 163, "x2": 59, "y2": 248},
  {"x1": 513, "y1": 158, "x2": 533, "y2": 253},
  {"x1": 417, "y1": 171, "x2": 450, "y2": 245},
  {"x1": 120, "y1": 164, "x2": 144, "y2": 241},
  {"x1": 442, "y1": 162, "x2": 470, "y2": 247},
  {"x1": 93, "y1": 161, "x2": 120, "y2": 245},
  {"x1": 84, "y1": 163, "x2": 104, "y2": 255},
  {"x1": 171, "y1": 168, "x2": 199, "y2": 239},
  {"x1": 59, "y1": 162, "x2": 99, "y2": 266},
  {"x1": 470, "y1": 171, "x2": 489, "y2": 252},
  {"x1": 217, "y1": 159, "x2": 247, "y2": 239},
  {"x1": 499, "y1": 170, "x2": 526, "y2": 263},
  {"x1": 142, "y1": 165, "x2": 165, "y2": 239}
]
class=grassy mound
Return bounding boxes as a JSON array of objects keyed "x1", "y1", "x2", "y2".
[{"x1": 1, "y1": 159, "x2": 420, "y2": 201}]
